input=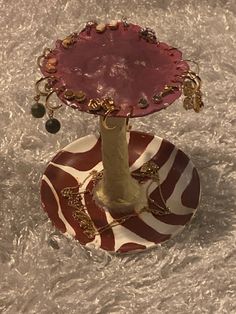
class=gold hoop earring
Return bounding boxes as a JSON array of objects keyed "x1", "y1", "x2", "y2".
[
  {"x1": 44, "y1": 90, "x2": 62, "y2": 134},
  {"x1": 35, "y1": 76, "x2": 55, "y2": 96},
  {"x1": 102, "y1": 109, "x2": 116, "y2": 130},
  {"x1": 126, "y1": 108, "x2": 133, "y2": 132},
  {"x1": 37, "y1": 48, "x2": 52, "y2": 68},
  {"x1": 45, "y1": 90, "x2": 62, "y2": 111},
  {"x1": 31, "y1": 76, "x2": 56, "y2": 119}
]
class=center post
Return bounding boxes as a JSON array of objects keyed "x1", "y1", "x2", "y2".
[{"x1": 93, "y1": 116, "x2": 142, "y2": 215}]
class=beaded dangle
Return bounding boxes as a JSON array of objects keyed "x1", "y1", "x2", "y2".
[{"x1": 31, "y1": 77, "x2": 62, "y2": 134}]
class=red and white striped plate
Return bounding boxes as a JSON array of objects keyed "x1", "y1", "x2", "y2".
[{"x1": 41, "y1": 131, "x2": 200, "y2": 254}]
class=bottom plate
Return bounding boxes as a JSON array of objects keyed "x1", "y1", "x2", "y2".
[{"x1": 41, "y1": 131, "x2": 200, "y2": 254}]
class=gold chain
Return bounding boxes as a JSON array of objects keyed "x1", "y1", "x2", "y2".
[{"x1": 61, "y1": 161, "x2": 171, "y2": 239}]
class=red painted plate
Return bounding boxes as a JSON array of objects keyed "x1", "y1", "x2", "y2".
[
  {"x1": 40, "y1": 22, "x2": 188, "y2": 118},
  {"x1": 41, "y1": 131, "x2": 200, "y2": 254}
]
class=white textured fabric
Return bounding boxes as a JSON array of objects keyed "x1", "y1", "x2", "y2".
[{"x1": 0, "y1": 0, "x2": 236, "y2": 313}]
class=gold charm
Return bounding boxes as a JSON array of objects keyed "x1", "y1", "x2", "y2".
[
  {"x1": 96, "y1": 23, "x2": 106, "y2": 33},
  {"x1": 45, "y1": 63, "x2": 57, "y2": 73},
  {"x1": 182, "y1": 70, "x2": 204, "y2": 112},
  {"x1": 47, "y1": 57, "x2": 57, "y2": 66},
  {"x1": 88, "y1": 98, "x2": 102, "y2": 111},
  {"x1": 108, "y1": 20, "x2": 118, "y2": 30},
  {"x1": 88, "y1": 97, "x2": 116, "y2": 113},
  {"x1": 183, "y1": 80, "x2": 196, "y2": 97},
  {"x1": 183, "y1": 96, "x2": 193, "y2": 110},
  {"x1": 74, "y1": 90, "x2": 86, "y2": 103},
  {"x1": 64, "y1": 89, "x2": 86, "y2": 103},
  {"x1": 153, "y1": 85, "x2": 179, "y2": 103},
  {"x1": 64, "y1": 89, "x2": 75, "y2": 100},
  {"x1": 101, "y1": 97, "x2": 115, "y2": 111},
  {"x1": 140, "y1": 161, "x2": 159, "y2": 180},
  {"x1": 99, "y1": 97, "x2": 119, "y2": 130},
  {"x1": 62, "y1": 34, "x2": 76, "y2": 48},
  {"x1": 139, "y1": 27, "x2": 157, "y2": 43},
  {"x1": 37, "y1": 48, "x2": 52, "y2": 68},
  {"x1": 192, "y1": 90, "x2": 204, "y2": 113}
]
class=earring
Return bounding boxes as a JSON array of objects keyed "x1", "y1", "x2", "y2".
[
  {"x1": 31, "y1": 76, "x2": 52, "y2": 118},
  {"x1": 31, "y1": 95, "x2": 46, "y2": 118},
  {"x1": 101, "y1": 98, "x2": 119, "y2": 130},
  {"x1": 31, "y1": 77, "x2": 62, "y2": 134},
  {"x1": 45, "y1": 90, "x2": 62, "y2": 134},
  {"x1": 87, "y1": 97, "x2": 119, "y2": 130},
  {"x1": 37, "y1": 48, "x2": 52, "y2": 69},
  {"x1": 152, "y1": 85, "x2": 179, "y2": 103},
  {"x1": 183, "y1": 71, "x2": 204, "y2": 112}
]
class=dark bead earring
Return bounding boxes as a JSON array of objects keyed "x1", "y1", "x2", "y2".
[
  {"x1": 45, "y1": 117, "x2": 61, "y2": 134},
  {"x1": 31, "y1": 95, "x2": 46, "y2": 118},
  {"x1": 45, "y1": 91, "x2": 62, "y2": 134},
  {"x1": 31, "y1": 103, "x2": 46, "y2": 118}
]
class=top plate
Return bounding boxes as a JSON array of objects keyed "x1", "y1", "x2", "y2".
[{"x1": 40, "y1": 22, "x2": 189, "y2": 118}]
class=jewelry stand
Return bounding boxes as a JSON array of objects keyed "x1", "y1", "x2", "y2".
[{"x1": 33, "y1": 20, "x2": 203, "y2": 254}]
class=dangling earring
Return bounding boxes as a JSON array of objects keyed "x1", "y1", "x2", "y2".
[
  {"x1": 101, "y1": 98, "x2": 119, "y2": 130},
  {"x1": 31, "y1": 77, "x2": 51, "y2": 118},
  {"x1": 182, "y1": 60, "x2": 204, "y2": 113},
  {"x1": 31, "y1": 77, "x2": 62, "y2": 134},
  {"x1": 31, "y1": 94, "x2": 46, "y2": 118},
  {"x1": 45, "y1": 90, "x2": 62, "y2": 134},
  {"x1": 102, "y1": 109, "x2": 117, "y2": 130},
  {"x1": 183, "y1": 71, "x2": 204, "y2": 113}
]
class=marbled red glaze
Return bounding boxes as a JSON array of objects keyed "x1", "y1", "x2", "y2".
[{"x1": 41, "y1": 23, "x2": 189, "y2": 118}]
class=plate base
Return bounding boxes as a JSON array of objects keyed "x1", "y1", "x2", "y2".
[{"x1": 41, "y1": 131, "x2": 200, "y2": 254}]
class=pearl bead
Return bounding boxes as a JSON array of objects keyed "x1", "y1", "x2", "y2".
[
  {"x1": 45, "y1": 118, "x2": 61, "y2": 134},
  {"x1": 31, "y1": 102, "x2": 46, "y2": 118}
]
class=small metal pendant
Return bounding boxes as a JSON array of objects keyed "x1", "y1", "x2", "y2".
[
  {"x1": 139, "y1": 27, "x2": 157, "y2": 43},
  {"x1": 183, "y1": 96, "x2": 194, "y2": 110},
  {"x1": 153, "y1": 85, "x2": 179, "y2": 104},
  {"x1": 62, "y1": 33, "x2": 76, "y2": 48},
  {"x1": 96, "y1": 23, "x2": 106, "y2": 33},
  {"x1": 138, "y1": 97, "x2": 149, "y2": 108},
  {"x1": 88, "y1": 99, "x2": 102, "y2": 111},
  {"x1": 74, "y1": 90, "x2": 86, "y2": 103},
  {"x1": 64, "y1": 89, "x2": 75, "y2": 100},
  {"x1": 108, "y1": 20, "x2": 118, "y2": 30}
]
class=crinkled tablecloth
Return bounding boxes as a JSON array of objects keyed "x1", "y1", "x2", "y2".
[{"x1": 0, "y1": 0, "x2": 236, "y2": 313}]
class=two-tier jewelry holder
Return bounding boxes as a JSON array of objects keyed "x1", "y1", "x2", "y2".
[{"x1": 32, "y1": 20, "x2": 203, "y2": 254}]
